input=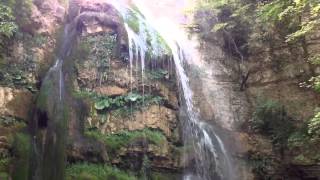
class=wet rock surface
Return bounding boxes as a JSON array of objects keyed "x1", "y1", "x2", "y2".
[{"x1": 60, "y1": 0, "x2": 183, "y2": 175}]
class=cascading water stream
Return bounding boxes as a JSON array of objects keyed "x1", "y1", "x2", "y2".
[
  {"x1": 30, "y1": 12, "x2": 79, "y2": 179},
  {"x1": 107, "y1": 1, "x2": 235, "y2": 179}
]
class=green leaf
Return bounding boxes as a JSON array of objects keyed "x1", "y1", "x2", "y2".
[
  {"x1": 126, "y1": 93, "x2": 141, "y2": 102},
  {"x1": 212, "y1": 22, "x2": 228, "y2": 32},
  {"x1": 14, "y1": 75, "x2": 22, "y2": 80},
  {"x1": 94, "y1": 99, "x2": 110, "y2": 110}
]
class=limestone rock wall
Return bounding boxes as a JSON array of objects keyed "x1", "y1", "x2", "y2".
[
  {"x1": 1, "y1": 0, "x2": 183, "y2": 178},
  {"x1": 193, "y1": 9, "x2": 320, "y2": 180},
  {"x1": 0, "y1": 0, "x2": 66, "y2": 178}
]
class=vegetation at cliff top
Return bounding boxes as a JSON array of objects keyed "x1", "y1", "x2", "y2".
[
  {"x1": 195, "y1": 0, "x2": 320, "y2": 61},
  {"x1": 66, "y1": 163, "x2": 137, "y2": 180},
  {"x1": 198, "y1": 0, "x2": 320, "y2": 42}
]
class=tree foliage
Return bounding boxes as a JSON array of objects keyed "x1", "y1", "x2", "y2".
[
  {"x1": 258, "y1": 0, "x2": 320, "y2": 42},
  {"x1": 251, "y1": 98, "x2": 295, "y2": 147},
  {"x1": 0, "y1": 4, "x2": 17, "y2": 38},
  {"x1": 196, "y1": 0, "x2": 320, "y2": 45}
]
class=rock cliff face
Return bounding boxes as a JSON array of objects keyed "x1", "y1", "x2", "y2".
[
  {"x1": 0, "y1": 1, "x2": 66, "y2": 178},
  {"x1": 0, "y1": 0, "x2": 182, "y2": 179},
  {"x1": 192, "y1": 9, "x2": 320, "y2": 180},
  {"x1": 70, "y1": 24, "x2": 181, "y2": 173}
]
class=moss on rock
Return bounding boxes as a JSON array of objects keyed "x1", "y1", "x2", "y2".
[
  {"x1": 12, "y1": 132, "x2": 31, "y2": 180},
  {"x1": 85, "y1": 128, "x2": 166, "y2": 154},
  {"x1": 66, "y1": 163, "x2": 137, "y2": 180}
]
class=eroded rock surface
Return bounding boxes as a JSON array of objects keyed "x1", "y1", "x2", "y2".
[{"x1": 0, "y1": 87, "x2": 33, "y2": 121}]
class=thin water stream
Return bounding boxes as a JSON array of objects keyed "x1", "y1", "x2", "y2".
[{"x1": 108, "y1": 1, "x2": 235, "y2": 179}]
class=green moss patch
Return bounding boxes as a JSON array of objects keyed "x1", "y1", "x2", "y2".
[
  {"x1": 0, "y1": 172, "x2": 9, "y2": 179},
  {"x1": 85, "y1": 129, "x2": 166, "y2": 154},
  {"x1": 0, "y1": 158, "x2": 10, "y2": 172},
  {"x1": 124, "y1": 10, "x2": 140, "y2": 33},
  {"x1": 12, "y1": 132, "x2": 31, "y2": 180},
  {"x1": 66, "y1": 163, "x2": 137, "y2": 180}
]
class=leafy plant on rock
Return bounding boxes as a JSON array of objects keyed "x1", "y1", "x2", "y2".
[
  {"x1": 92, "y1": 92, "x2": 162, "y2": 111},
  {"x1": 251, "y1": 98, "x2": 295, "y2": 149}
]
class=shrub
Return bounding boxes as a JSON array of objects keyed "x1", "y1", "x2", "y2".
[
  {"x1": 288, "y1": 111, "x2": 320, "y2": 164},
  {"x1": 251, "y1": 98, "x2": 295, "y2": 147},
  {"x1": 247, "y1": 153, "x2": 274, "y2": 180}
]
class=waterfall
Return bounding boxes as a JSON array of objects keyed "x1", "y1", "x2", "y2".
[
  {"x1": 30, "y1": 14, "x2": 79, "y2": 180},
  {"x1": 108, "y1": 1, "x2": 235, "y2": 179}
]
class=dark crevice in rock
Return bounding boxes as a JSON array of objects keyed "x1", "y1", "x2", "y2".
[{"x1": 36, "y1": 110, "x2": 48, "y2": 129}]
